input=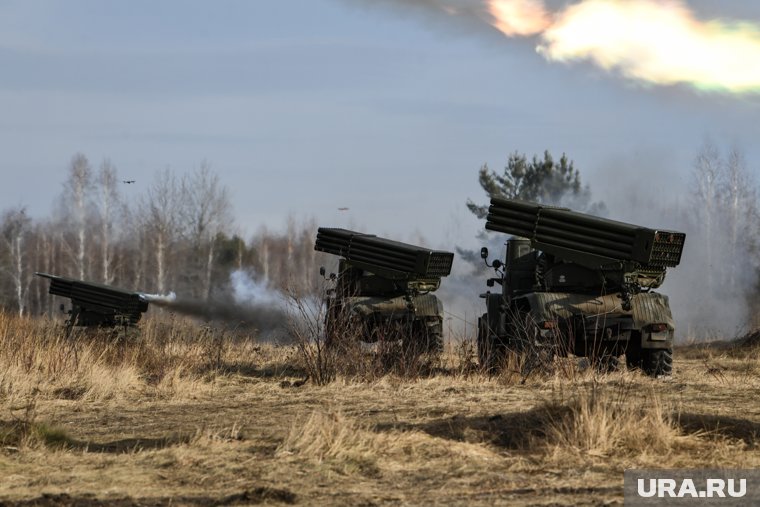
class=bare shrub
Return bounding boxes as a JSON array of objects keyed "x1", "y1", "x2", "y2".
[
  {"x1": 480, "y1": 306, "x2": 569, "y2": 383},
  {"x1": 485, "y1": 305, "x2": 635, "y2": 384},
  {"x1": 286, "y1": 291, "x2": 337, "y2": 385},
  {"x1": 453, "y1": 337, "x2": 478, "y2": 377},
  {"x1": 286, "y1": 287, "x2": 443, "y2": 384}
]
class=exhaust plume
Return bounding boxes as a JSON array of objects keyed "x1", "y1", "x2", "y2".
[
  {"x1": 143, "y1": 270, "x2": 290, "y2": 340},
  {"x1": 141, "y1": 291, "x2": 177, "y2": 304}
]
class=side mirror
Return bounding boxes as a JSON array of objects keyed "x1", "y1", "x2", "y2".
[
  {"x1": 487, "y1": 279, "x2": 495, "y2": 287},
  {"x1": 492, "y1": 259, "x2": 502, "y2": 270},
  {"x1": 480, "y1": 247, "x2": 489, "y2": 259},
  {"x1": 319, "y1": 266, "x2": 326, "y2": 277}
]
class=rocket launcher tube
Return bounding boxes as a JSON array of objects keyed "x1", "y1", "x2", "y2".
[
  {"x1": 314, "y1": 228, "x2": 454, "y2": 280},
  {"x1": 36, "y1": 272, "x2": 149, "y2": 326},
  {"x1": 485, "y1": 198, "x2": 685, "y2": 270}
]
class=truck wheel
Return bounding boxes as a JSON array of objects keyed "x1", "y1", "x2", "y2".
[
  {"x1": 478, "y1": 313, "x2": 505, "y2": 372},
  {"x1": 625, "y1": 348, "x2": 642, "y2": 370},
  {"x1": 641, "y1": 348, "x2": 673, "y2": 377},
  {"x1": 401, "y1": 319, "x2": 443, "y2": 357},
  {"x1": 423, "y1": 319, "x2": 444, "y2": 355}
]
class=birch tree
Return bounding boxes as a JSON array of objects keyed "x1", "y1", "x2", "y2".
[
  {"x1": 1, "y1": 208, "x2": 32, "y2": 316},
  {"x1": 60, "y1": 153, "x2": 93, "y2": 280},
  {"x1": 143, "y1": 169, "x2": 183, "y2": 294},
  {"x1": 95, "y1": 159, "x2": 121, "y2": 284}
]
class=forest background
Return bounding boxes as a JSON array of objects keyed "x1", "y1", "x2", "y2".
[{"x1": 2, "y1": 141, "x2": 757, "y2": 340}]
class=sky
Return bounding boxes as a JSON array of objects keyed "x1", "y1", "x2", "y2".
[{"x1": 1, "y1": 0, "x2": 759, "y2": 252}]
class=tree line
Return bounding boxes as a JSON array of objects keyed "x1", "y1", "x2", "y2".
[
  {"x1": 3, "y1": 145, "x2": 759, "y2": 335},
  {"x1": 0, "y1": 154, "x2": 325, "y2": 317}
]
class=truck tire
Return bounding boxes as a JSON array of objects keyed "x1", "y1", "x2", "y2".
[
  {"x1": 478, "y1": 313, "x2": 505, "y2": 372},
  {"x1": 624, "y1": 334, "x2": 643, "y2": 370},
  {"x1": 625, "y1": 349, "x2": 641, "y2": 370},
  {"x1": 402, "y1": 318, "x2": 443, "y2": 357},
  {"x1": 641, "y1": 348, "x2": 672, "y2": 377},
  {"x1": 423, "y1": 318, "x2": 444, "y2": 355}
]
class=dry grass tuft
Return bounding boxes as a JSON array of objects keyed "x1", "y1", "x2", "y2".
[
  {"x1": 0, "y1": 419, "x2": 72, "y2": 451},
  {"x1": 190, "y1": 422, "x2": 245, "y2": 447},
  {"x1": 0, "y1": 391, "x2": 72, "y2": 451},
  {"x1": 277, "y1": 409, "x2": 496, "y2": 477},
  {"x1": 539, "y1": 381, "x2": 685, "y2": 458},
  {"x1": 0, "y1": 312, "x2": 267, "y2": 404},
  {"x1": 277, "y1": 410, "x2": 379, "y2": 463}
]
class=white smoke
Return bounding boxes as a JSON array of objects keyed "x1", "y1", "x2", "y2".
[
  {"x1": 141, "y1": 271, "x2": 290, "y2": 340},
  {"x1": 229, "y1": 269, "x2": 283, "y2": 307}
]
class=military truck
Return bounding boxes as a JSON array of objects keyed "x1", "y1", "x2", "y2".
[
  {"x1": 477, "y1": 198, "x2": 685, "y2": 377},
  {"x1": 315, "y1": 228, "x2": 454, "y2": 353}
]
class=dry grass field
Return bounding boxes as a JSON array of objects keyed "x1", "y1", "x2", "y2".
[{"x1": 0, "y1": 313, "x2": 759, "y2": 506}]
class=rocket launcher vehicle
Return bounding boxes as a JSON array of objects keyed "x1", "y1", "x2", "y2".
[
  {"x1": 314, "y1": 228, "x2": 454, "y2": 282},
  {"x1": 37, "y1": 272, "x2": 149, "y2": 328}
]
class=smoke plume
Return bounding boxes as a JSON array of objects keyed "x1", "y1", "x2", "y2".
[
  {"x1": 368, "y1": 0, "x2": 760, "y2": 94},
  {"x1": 533, "y1": 0, "x2": 760, "y2": 93}
]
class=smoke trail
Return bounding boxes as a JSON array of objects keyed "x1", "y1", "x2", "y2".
[
  {"x1": 148, "y1": 296, "x2": 287, "y2": 334},
  {"x1": 142, "y1": 270, "x2": 291, "y2": 340}
]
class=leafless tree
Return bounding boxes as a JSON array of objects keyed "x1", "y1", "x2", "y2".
[
  {"x1": 121, "y1": 206, "x2": 148, "y2": 290},
  {"x1": 95, "y1": 159, "x2": 122, "y2": 284},
  {"x1": 143, "y1": 169, "x2": 183, "y2": 295},
  {"x1": 60, "y1": 153, "x2": 94, "y2": 280},
  {"x1": 181, "y1": 163, "x2": 233, "y2": 300},
  {"x1": 687, "y1": 141, "x2": 760, "y2": 335},
  {"x1": 691, "y1": 139, "x2": 722, "y2": 290},
  {"x1": 720, "y1": 147, "x2": 758, "y2": 286},
  {"x1": 1, "y1": 207, "x2": 32, "y2": 316}
]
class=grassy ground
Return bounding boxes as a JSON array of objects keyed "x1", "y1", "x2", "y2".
[{"x1": 0, "y1": 313, "x2": 758, "y2": 506}]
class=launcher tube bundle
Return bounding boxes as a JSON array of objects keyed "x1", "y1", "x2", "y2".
[
  {"x1": 485, "y1": 198, "x2": 685, "y2": 272},
  {"x1": 37, "y1": 272, "x2": 149, "y2": 327},
  {"x1": 314, "y1": 228, "x2": 454, "y2": 280}
]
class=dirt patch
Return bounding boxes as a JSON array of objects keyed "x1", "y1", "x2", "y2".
[
  {"x1": 0, "y1": 488, "x2": 297, "y2": 506},
  {"x1": 52, "y1": 387, "x2": 88, "y2": 401},
  {"x1": 677, "y1": 413, "x2": 760, "y2": 446}
]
